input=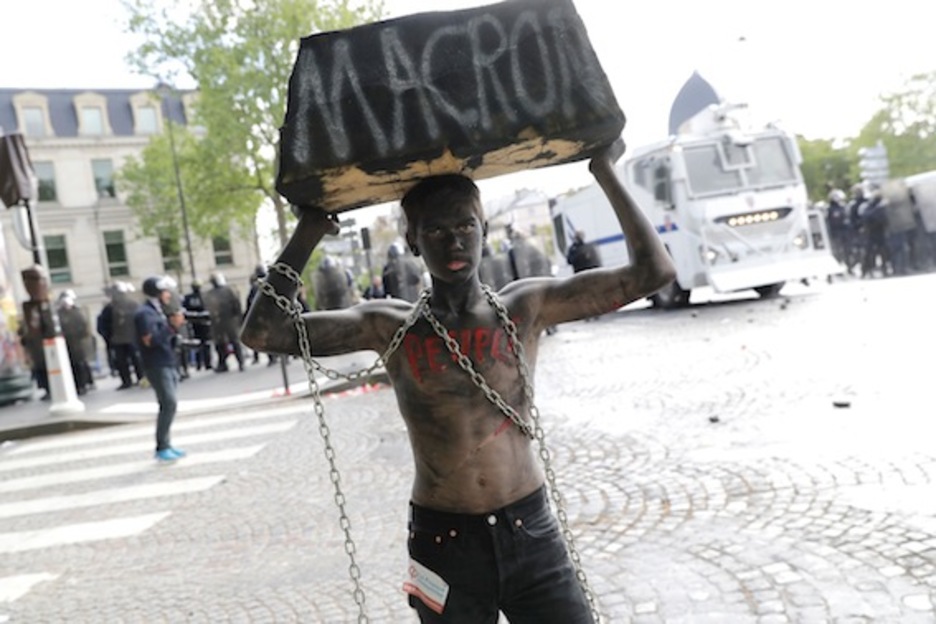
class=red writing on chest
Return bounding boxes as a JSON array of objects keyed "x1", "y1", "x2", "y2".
[{"x1": 403, "y1": 328, "x2": 515, "y2": 382}]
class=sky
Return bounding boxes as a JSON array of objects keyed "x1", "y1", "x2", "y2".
[{"x1": 4, "y1": 0, "x2": 935, "y2": 206}]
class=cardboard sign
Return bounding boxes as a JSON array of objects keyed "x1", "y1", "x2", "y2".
[{"x1": 277, "y1": 0, "x2": 624, "y2": 212}]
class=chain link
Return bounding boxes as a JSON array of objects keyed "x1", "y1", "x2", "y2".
[
  {"x1": 259, "y1": 271, "x2": 602, "y2": 622},
  {"x1": 421, "y1": 308, "x2": 534, "y2": 440},
  {"x1": 264, "y1": 266, "x2": 429, "y2": 384},
  {"x1": 268, "y1": 261, "x2": 303, "y2": 285}
]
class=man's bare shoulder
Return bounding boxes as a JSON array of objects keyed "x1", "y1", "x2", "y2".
[{"x1": 339, "y1": 297, "x2": 421, "y2": 349}]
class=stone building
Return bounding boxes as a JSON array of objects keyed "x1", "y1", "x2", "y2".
[{"x1": 0, "y1": 87, "x2": 260, "y2": 371}]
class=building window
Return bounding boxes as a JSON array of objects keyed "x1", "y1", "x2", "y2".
[
  {"x1": 33, "y1": 161, "x2": 57, "y2": 202},
  {"x1": 104, "y1": 231, "x2": 129, "y2": 277},
  {"x1": 135, "y1": 105, "x2": 158, "y2": 134},
  {"x1": 23, "y1": 106, "x2": 46, "y2": 137},
  {"x1": 159, "y1": 233, "x2": 182, "y2": 273},
  {"x1": 80, "y1": 107, "x2": 104, "y2": 135},
  {"x1": 92, "y1": 159, "x2": 116, "y2": 198},
  {"x1": 44, "y1": 235, "x2": 72, "y2": 284},
  {"x1": 212, "y1": 236, "x2": 233, "y2": 266}
]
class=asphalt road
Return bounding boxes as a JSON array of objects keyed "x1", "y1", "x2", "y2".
[{"x1": 1, "y1": 273, "x2": 934, "y2": 623}]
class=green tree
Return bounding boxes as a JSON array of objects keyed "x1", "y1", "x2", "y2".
[
  {"x1": 852, "y1": 71, "x2": 936, "y2": 180},
  {"x1": 796, "y1": 136, "x2": 855, "y2": 201},
  {"x1": 117, "y1": 115, "x2": 260, "y2": 244},
  {"x1": 121, "y1": 0, "x2": 384, "y2": 246},
  {"x1": 118, "y1": 127, "x2": 186, "y2": 241}
]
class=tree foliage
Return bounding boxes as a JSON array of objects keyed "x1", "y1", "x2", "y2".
[
  {"x1": 117, "y1": 116, "x2": 260, "y2": 242},
  {"x1": 796, "y1": 136, "x2": 855, "y2": 201},
  {"x1": 118, "y1": 126, "x2": 185, "y2": 241},
  {"x1": 120, "y1": 0, "x2": 384, "y2": 245},
  {"x1": 853, "y1": 71, "x2": 936, "y2": 180},
  {"x1": 797, "y1": 70, "x2": 936, "y2": 200}
]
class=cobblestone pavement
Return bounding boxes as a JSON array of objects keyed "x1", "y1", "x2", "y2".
[{"x1": 1, "y1": 274, "x2": 934, "y2": 623}]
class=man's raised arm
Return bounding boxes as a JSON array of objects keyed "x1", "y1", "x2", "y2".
[
  {"x1": 240, "y1": 207, "x2": 339, "y2": 355},
  {"x1": 589, "y1": 142, "x2": 676, "y2": 297}
]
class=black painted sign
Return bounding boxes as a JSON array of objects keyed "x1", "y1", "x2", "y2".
[{"x1": 277, "y1": 0, "x2": 625, "y2": 212}]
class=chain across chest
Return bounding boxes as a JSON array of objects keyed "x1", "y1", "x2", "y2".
[
  {"x1": 259, "y1": 265, "x2": 602, "y2": 622},
  {"x1": 399, "y1": 321, "x2": 522, "y2": 383}
]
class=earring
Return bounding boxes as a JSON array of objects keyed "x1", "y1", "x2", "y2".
[{"x1": 410, "y1": 245, "x2": 420, "y2": 256}]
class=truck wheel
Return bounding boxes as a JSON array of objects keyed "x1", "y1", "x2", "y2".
[
  {"x1": 754, "y1": 283, "x2": 785, "y2": 298},
  {"x1": 650, "y1": 281, "x2": 689, "y2": 309}
]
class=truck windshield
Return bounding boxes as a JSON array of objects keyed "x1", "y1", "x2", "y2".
[{"x1": 683, "y1": 135, "x2": 798, "y2": 196}]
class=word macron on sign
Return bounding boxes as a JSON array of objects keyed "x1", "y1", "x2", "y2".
[{"x1": 277, "y1": 0, "x2": 625, "y2": 212}]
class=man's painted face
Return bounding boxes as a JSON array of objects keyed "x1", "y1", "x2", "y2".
[{"x1": 413, "y1": 199, "x2": 485, "y2": 283}]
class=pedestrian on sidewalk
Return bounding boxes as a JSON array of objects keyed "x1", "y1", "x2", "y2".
[
  {"x1": 20, "y1": 264, "x2": 51, "y2": 400},
  {"x1": 204, "y1": 272, "x2": 245, "y2": 373},
  {"x1": 566, "y1": 230, "x2": 602, "y2": 275},
  {"x1": 96, "y1": 285, "x2": 118, "y2": 377},
  {"x1": 244, "y1": 266, "x2": 278, "y2": 366},
  {"x1": 110, "y1": 281, "x2": 145, "y2": 390},
  {"x1": 505, "y1": 226, "x2": 557, "y2": 334},
  {"x1": 182, "y1": 280, "x2": 213, "y2": 371},
  {"x1": 135, "y1": 275, "x2": 186, "y2": 462},
  {"x1": 566, "y1": 230, "x2": 604, "y2": 322},
  {"x1": 242, "y1": 147, "x2": 676, "y2": 623},
  {"x1": 56, "y1": 289, "x2": 94, "y2": 395}
]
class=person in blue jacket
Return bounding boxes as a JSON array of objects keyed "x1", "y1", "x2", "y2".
[{"x1": 135, "y1": 275, "x2": 186, "y2": 462}]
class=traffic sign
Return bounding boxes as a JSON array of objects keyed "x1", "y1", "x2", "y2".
[{"x1": 858, "y1": 142, "x2": 889, "y2": 184}]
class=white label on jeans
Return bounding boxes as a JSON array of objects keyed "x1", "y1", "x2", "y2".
[{"x1": 402, "y1": 558, "x2": 450, "y2": 614}]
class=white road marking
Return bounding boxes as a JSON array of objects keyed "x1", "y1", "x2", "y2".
[
  {"x1": 0, "y1": 572, "x2": 59, "y2": 602},
  {"x1": 6, "y1": 404, "x2": 311, "y2": 456},
  {"x1": 0, "y1": 421, "x2": 295, "y2": 473},
  {"x1": 0, "y1": 513, "x2": 170, "y2": 555},
  {"x1": 0, "y1": 445, "x2": 265, "y2": 494},
  {"x1": 0, "y1": 476, "x2": 224, "y2": 520},
  {"x1": 98, "y1": 381, "x2": 314, "y2": 415}
]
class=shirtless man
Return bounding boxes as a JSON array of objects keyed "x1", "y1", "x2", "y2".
[{"x1": 241, "y1": 144, "x2": 676, "y2": 623}]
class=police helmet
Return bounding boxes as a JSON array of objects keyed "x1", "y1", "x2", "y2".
[{"x1": 142, "y1": 275, "x2": 173, "y2": 298}]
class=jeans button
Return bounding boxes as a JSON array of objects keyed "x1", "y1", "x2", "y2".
[{"x1": 487, "y1": 514, "x2": 497, "y2": 526}]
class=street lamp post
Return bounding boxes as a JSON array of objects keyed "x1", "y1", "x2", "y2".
[{"x1": 159, "y1": 85, "x2": 197, "y2": 284}]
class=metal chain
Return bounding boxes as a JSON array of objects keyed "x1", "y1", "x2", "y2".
[
  {"x1": 268, "y1": 261, "x2": 302, "y2": 285},
  {"x1": 422, "y1": 284, "x2": 603, "y2": 623},
  {"x1": 420, "y1": 308, "x2": 535, "y2": 439},
  {"x1": 260, "y1": 267, "x2": 601, "y2": 622},
  {"x1": 259, "y1": 270, "x2": 428, "y2": 624},
  {"x1": 260, "y1": 271, "x2": 429, "y2": 385}
]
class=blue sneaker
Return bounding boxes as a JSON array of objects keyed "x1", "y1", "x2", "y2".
[
  {"x1": 168, "y1": 447, "x2": 187, "y2": 459},
  {"x1": 155, "y1": 448, "x2": 178, "y2": 462}
]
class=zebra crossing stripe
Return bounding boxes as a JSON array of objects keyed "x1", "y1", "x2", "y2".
[
  {"x1": 5, "y1": 405, "x2": 310, "y2": 456},
  {"x1": 0, "y1": 446, "x2": 265, "y2": 494},
  {"x1": 0, "y1": 476, "x2": 224, "y2": 520},
  {"x1": 0, "y1": 513, "x2": 170, "y2": 555},
  {"x1": 0, "y1": 572, "x2": 59, "y2": 602},
  {"x1": 98, "y1": 382, "x2": 316, "y2": 415},
  {"x1": 0, "y1": 421, "x2": 296, "y2": 473}
]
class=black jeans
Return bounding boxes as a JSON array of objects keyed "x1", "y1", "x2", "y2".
[{"x1": 406, "y1": 486, "x2": 593, "y2": 623}]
